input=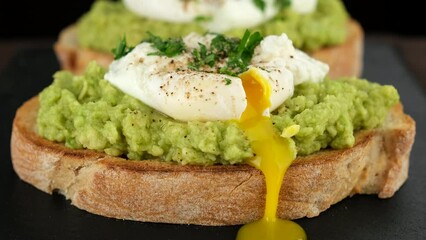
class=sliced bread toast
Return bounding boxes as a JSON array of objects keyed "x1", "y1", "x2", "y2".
[{"x1": 10, "y1": 96, "x2": 415, "y2": 226}]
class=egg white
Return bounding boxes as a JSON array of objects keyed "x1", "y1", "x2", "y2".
[
  {"x1": 291, "y1": 0, "x2": 318, "y2": 14},
  {"x1": 105, "y1": 33, "x2": 329, "y2": 121},
  {"x1": 123, "y1": 0, "x2": 279, "y2": 32}
]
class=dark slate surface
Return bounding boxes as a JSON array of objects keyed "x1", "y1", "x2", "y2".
[{"x1": 0, "y1": 40, "x2": 425, "y2": 240}]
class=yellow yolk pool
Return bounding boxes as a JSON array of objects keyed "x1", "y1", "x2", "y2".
[{"x1": 236, "y1": 68, "x2": 307, "y2": 240}]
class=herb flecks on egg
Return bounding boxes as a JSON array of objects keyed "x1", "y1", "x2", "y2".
[
  {"x1": 112, "y1": 36, "x2": 134, "y2": 60},
  {"x1": 105, "y1": 31, "x2": 329, "y2": 121},
  {"x1": 112, "y1": 30, "x2": 265, "y2": 76}
]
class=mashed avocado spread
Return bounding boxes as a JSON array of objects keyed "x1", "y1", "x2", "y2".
[
  {"x1": 37, "y1": 62, "x2": 399, "y2": 165},
  {"x1": 77, "y1": 0, "x2": 348, "y2": 53}
]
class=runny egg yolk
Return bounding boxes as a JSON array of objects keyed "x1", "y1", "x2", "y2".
[{"x1": 236, "y1": 68, "x2": 307, "y2": 240}]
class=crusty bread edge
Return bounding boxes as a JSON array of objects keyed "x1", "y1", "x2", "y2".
[
  {"x1": 11, "y1": 96, "x2": 415, "y2": 226},
  {"x1": 53, "y1": 20, "x2": 363, "y2": 79}
]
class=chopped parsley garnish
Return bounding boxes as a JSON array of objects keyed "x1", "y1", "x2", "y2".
[
  {"x1": 190, "y1": 30, "x2": 263, "y2": 76},
  {"x1": 112, "y1": 36, "x2": 134, "y2": 60},
  {"x1": 188, "y1": 43, "x2": 216, "y2": 70},
  {"x1": 144, "y1": 32, "x2": 186, "y2": 57},
  {"x1": 193, "y1": 15, "x2": 213, "y2": 22},
  {"x1": 253, "y1": 0, "x2": 292, "y2": 11},
  {"x1": 113, "y1": 30, "x2": 263, "y2": 84},
  {"x1": 253, "y1": 0, "x2": 266, "y2": 11},
  {"x1": 218, "y1": 30, "x2": 264, "y2": 76},
  {"x1": 275, "y1": 0, "x2": 291, "y2": 9}
]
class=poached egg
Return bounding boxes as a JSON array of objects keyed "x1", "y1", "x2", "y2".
[
  {"x1": 123, "y1": 0, "x2": 318, "y2": 33},
  {"x1": 105, "y1": 33, "x2": 328, "y2": 121}
]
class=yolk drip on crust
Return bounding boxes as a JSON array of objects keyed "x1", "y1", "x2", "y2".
[{"x1": 236, "y1": 68, "x2": 307, "y2": 240}]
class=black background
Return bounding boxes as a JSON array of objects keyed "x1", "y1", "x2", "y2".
[{"x1": 0, "y1": 0, "x2": 424, "y2": 39}]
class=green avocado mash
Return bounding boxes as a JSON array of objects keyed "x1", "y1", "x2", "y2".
[
  {"x1": 77, "y1": 0, "x2": 348, "y2": 53},
  {"x1": 37, "y1": 62, "x2": 399, "y2": 165}
]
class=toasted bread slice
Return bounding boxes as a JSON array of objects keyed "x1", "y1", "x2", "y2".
[
  {"x1": 11, "y1": 96, "x2": 415, "y2": 226},
  {"x1": 53, "y1": 20, "x2": 363, "y2": 79}
]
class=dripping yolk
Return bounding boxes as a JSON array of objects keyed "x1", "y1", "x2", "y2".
[
  {"x1": 239, "y1": 68, "x2": 272, "y2": 123},
  {"x1": 236, "y1": 68, "x2": 306, "y2": 240}
]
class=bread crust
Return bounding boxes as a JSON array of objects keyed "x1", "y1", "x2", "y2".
[
  {"x1": 53, "y1": 20, "x2": 363, "y2": 79},
  {"x1": 11, "y1": 96, "x2": 415, "y2": 226}
]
